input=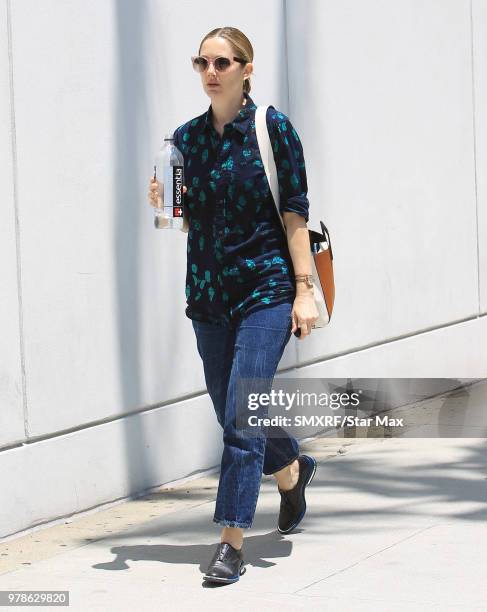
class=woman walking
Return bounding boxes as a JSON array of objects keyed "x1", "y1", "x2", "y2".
[{"x1": 148, "y1": 26, "x2": 318, "y2": 584}]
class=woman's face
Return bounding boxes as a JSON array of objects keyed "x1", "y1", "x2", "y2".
[{"x1": 198, "y1": 37, "x2": 252, "y2": 102}]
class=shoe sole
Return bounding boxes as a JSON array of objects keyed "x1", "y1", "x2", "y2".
[
  {"x1": 277, "y1": 455, "x2": 317, "y2": 535},
  {"x1": 203, "y1": 562, "x2": 246, "y2": 584}
]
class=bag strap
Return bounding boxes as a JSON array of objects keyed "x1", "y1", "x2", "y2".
[{"x1": 254, "y1": 105, "x2": 287, "y2": 235}]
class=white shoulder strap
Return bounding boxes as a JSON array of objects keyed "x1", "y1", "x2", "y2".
[{"x1": 254, "y1": 105, "x2": 287, "y2": 234}]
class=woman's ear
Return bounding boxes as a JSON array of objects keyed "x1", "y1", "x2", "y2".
[{"x1": 244, "y1": 63, "x2": 253, "y2": 80}]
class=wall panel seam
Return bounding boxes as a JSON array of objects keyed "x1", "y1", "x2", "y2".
[
  {"x1": 6, "y1": 0, "x2": 29, "y2": 439},
  {"x1": 282, "y1": 0, "x2": 297, "y2": 365},
  {"x1": 282, "y1": 0, "x2": 291, "y2": 114},
  {"x1": 469, "y1": 0, "x2": 481, "y2": 314}
]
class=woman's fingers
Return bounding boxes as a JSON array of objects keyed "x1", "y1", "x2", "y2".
[
  {"x1": 149, "y1": 177, "x2": 187, "y2": 192},
  {"x1": 291, "y1": 311, "x2": 298, "y2": 334},
  {"x1": 147, "y1": 180, "x2": 187, "y2": 207},
  {"x1": 149, "y1": 177, "x2": 162, "y2": 192},
  {"x1": 148, "y1": 178, "x2": 163, "y2": 207},
  {"x1": 297, "y1": 322, "x2": 310, "y2": 340},
  {"x1": 291, "y1": 309, "x2": 314, "y2": 340},
  {"x1": 291, "y1": 294, "x2": 320, "y2": 340}
]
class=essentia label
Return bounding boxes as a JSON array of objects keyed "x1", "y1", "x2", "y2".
[{"x1": 163, "y1": 165, "x2": 184, "y2": 218}]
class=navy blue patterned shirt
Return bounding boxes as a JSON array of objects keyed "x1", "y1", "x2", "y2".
[{"x1": 173, "y1": 91, "x2": 310, "y2": 328}]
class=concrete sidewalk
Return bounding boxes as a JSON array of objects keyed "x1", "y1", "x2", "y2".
[{"x1": 1, "y1": 382, "x2": 487, "y2": 611}]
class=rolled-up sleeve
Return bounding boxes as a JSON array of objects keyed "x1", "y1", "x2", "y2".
[{"x1": 267, "y1": 108, "x2": 310, "y2": 223}]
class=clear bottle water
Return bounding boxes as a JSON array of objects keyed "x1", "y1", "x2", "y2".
[{"x1": 153, "y1": 134, "x2": 184, "y2": 230}]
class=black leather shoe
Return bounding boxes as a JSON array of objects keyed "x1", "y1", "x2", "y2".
[
  {"x1": 203, "y1": 542, "x2": 246, "y2": 584},
  {"x1": 277, "y1": 454, "x2": 317, "y2": 534}
]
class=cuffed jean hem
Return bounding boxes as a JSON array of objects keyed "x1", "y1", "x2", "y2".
[
  {"x1": 213, "y1": 516, "x2": 252, "y2": 529},
  {"x1": 263, "y1": 452, "x2": 300, "y2": 476}
]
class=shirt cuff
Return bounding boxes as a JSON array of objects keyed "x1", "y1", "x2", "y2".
[{"x1": 280, "y1": 195, "x2": 309, "y2": 223}]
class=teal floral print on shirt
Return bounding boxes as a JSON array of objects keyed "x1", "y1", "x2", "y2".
[{"x1": 173, "y1": 91, "x2": 310, "y2": 326}]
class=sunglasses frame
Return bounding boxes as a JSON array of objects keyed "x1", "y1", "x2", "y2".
[{"x1": 191, "y1": 55, "x2": 247, "y2": 73}]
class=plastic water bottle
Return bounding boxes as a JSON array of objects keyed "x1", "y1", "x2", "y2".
[{"x1": 153, "y1": 134, "x2": 184, "y2": 230}]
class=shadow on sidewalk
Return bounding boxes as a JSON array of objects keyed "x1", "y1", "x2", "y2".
[{"x1": 92, "y1": 529, "x2": 294, "y2": 582}]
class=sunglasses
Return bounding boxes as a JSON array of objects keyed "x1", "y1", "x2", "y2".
[{"x1": 191, "y1": 55, "x2": 247, "y2": 73}]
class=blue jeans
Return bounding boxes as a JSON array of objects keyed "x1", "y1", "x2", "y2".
[{"x1": 192, "y1": 300, "x2": 300, "y2": 529}]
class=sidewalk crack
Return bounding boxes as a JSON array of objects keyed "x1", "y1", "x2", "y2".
[{"x1": 293, "y1": 522, "x2": 443, "y2": 595}]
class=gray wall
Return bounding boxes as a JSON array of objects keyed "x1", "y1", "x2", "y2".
[{"x1": 1, "y1": 0, "x2": 486, "y2": 539}]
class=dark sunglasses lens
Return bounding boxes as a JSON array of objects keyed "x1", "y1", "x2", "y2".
[
  {"x1": 215, "y1": 57, "x2": 231, "y2": 71},
  {"x1": 193, "y1": 57, "x2": 208, "y2": 72}
]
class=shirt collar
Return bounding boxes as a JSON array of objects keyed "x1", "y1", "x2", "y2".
[{"x1": 202, "y1": 91, "x2": 257, "y2": 136}]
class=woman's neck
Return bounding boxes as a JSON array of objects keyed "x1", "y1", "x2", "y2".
[{"x1": 211, "y1": 92, "x2": 246, "y2": 130}]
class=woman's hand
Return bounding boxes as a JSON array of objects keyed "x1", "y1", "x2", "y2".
[
  {"x1": 147, "y1": 177, "x2": 188, "y2": 207},
  {"x1": 147, "y1": 177, "x2": 189, "y2": 232},
  {"x1": 291, "y1": 291, "x2": 319, "y2": 340}
]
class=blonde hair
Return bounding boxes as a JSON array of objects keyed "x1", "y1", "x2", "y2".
[{"x1": 199, "y1": 27, "x2": 254, "y2": 93}]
